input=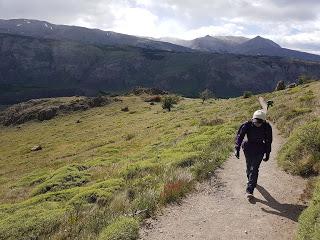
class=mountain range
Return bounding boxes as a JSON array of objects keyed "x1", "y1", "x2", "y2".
[
  {"x1": 0, "y1": 19, "x2": 191, "y2": 52},
  {"x1": 1, "y1": 19, "x2": 320, "y2": 62},
  {"x1": 1, "y1": 19, "x2": 320, "y2": 104},
  {"x1": 158, "y1": 35, "x2": 320, "y2": 62}
]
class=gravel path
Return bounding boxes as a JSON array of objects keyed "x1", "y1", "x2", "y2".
[{"x1": 140, "y1": 125, "x2": 307, "y2": 240}]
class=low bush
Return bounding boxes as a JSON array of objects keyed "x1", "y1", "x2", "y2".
[
  {"x1": 98, "y1": 217, "x2": 139, "y2": 240},
  {"x1": 243, "y1": 91, "x2": 253, "y2": 98}
]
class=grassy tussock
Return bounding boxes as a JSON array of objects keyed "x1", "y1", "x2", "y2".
[
  {"x1": 32, "y1": 165, "x2": 90, "y2": 195},
  {"x1": 98, "y1": 217, "x2": 139, "y2": 240}
]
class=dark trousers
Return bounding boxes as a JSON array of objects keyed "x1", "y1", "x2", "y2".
[{"x1": 244, "y1": 151, "x2": 264, "y2": 194}]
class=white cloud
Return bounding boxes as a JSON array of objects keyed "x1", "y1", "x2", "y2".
[
  {"x1": 0, "y1": 0, "x2": 320, "y2": 54},
  {"x1": 181, "y1": 24, "x2": 246, "y2": 40},
  {"x1": 109, "y1": 7, "x2": 158, "y2": 36}
]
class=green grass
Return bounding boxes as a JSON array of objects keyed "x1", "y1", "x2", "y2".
[
  {"x1": 298, "y1": 180, "x2": 320, "y2": 240},
  {"x1": 0, "y1": 94, "x2": 259, "y2": 239},
  {"x1": 277, "y1": 120, "x2": 320, "y2": 176},
  {"x1": 2, "y1": 81, "x2": 319, "y2": 239},
  {"x1": 262, "y1": 81, "x2": 320, "y2": 240}
]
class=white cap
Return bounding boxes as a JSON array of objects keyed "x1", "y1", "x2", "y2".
[{"x1": 252, "y1": 110, "x2": 266, "y2": 121}]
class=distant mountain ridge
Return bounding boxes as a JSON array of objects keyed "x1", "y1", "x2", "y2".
[
  {"x1": 0, "y1": 19, "x2": 320, "y2": 62},
  {"x1": 1, "y1": 32, "x2": 320, "y2": 104},
  {"x1": 0, "y1": 19, "x2": 192, "y2": 52},
  {"x1": 159, "y1": 35, "x2": 320, "y2": 62}
]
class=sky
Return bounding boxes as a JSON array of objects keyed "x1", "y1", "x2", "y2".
[{"x1": 0, "y1": 0, "x2": 319, "y2": 54}]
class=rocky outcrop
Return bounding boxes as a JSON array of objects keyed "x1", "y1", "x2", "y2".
[
  {"x1": 0, "y1": 96, "x2": 111, "y2": 126},
  {"x1": 131, "y1": 87, "x2": 168, "y2": 96}
]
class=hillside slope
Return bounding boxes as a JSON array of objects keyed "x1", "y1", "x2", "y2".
[
  {"x1": 0, "y1": 82, "x2": 319, "y2": 239},
  {"x1": 2, "y1": 33, "x2": 320, "y2": 104}
]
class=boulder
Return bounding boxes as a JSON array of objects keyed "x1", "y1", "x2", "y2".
[
  {"x1": 37, "y1": 108, "x2": 57, "y2": 121},
  {"x1": 31, "y1": 145, "x2": 42, "y2": 151}
]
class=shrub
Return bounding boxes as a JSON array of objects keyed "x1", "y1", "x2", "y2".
[
  {"x1": 298, "y1": 75, "x2": 314, "y2": 85},
  {"x1": 162, "y1": 96, "x2": 175, "y2": 112},
  {"x1": 200, "y1": 89, "x2": 214, "y2": 104},
  {"x1": 98, "y1": 217, "x2": 139, "y2": 240},
  {"x1": 121, "y1": 106, "x2": 129, "y2": 112},
  {"x1": 243, "y1": 91, "x2": 253, "y2": 98},
  {"x1": 160, "y1": 169, "x2": 194, "y2": 204}
]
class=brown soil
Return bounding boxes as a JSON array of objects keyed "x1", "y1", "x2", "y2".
[{"x1": 140, "y1": 125, "x2": 307, "y2": 240}]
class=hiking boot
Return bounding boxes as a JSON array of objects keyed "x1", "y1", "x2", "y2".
[
  {"x1": 245, "y1": 191, "x2": 255, "y2": 204},
  {"x1": 246, "y1": 192, "x2": 253, "y2": 197},
  {"x1": 246, "y1": 190, "x2": 253, "y2": 199}
]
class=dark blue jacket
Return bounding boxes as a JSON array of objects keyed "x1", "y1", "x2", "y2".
[{"x1": 235, "y1": 120, "x2": 273, "y2": 155}]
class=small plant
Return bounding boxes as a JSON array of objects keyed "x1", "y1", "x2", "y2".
[
  {"x1": 298, "y1": 75, "x2": 313, "y2": 85},
  {"x1": 121, "y1": 106, "x2": 129, "y2": 112},
  {"x1": 124, "y1": 133, "x2": 135, "y2": 141},
  {"x1": 160, "y1": 180, "x2": 191, "y2": 204},
  {"x1": 160, "y1": 168, "x2": 194, "y2": 204},
  {"x1": 243, "y1": 91, "x2": 253, "y2": 98},
  {"x1": 275, "y1": 80, "x2": 286, "y2": 91},
  {"x1": 200, "y1": 89, "x2": 214, "y2": 104}
]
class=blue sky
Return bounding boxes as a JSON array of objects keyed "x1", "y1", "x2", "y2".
[{"x1": 0, "y1": 0, "x2": 319, "y2": 54}]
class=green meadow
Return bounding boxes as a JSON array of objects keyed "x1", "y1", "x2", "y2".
[
  {"x1": 0, "y1": 93, "x2": 260, "y2": 239},
  {"x1": 0, "y1": 81, "x2": 319, "y2": 239}
]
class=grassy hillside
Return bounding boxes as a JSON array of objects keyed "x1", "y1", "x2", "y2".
[
  {"x1": 0, "y1": 93, "x2": 260, "y2": 239},
  {"x1": 1, "y1": 81, "x2": 319, "y2": 239},
  {"x1": 262, "y1": 81, "x2": 320, "y2": 240}
]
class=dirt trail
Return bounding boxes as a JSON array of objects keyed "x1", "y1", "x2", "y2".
[{"x1": 140, "y1": 125, "x2": 307, "y2": 240}]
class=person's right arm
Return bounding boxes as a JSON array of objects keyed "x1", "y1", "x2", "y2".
[{"x1": 234, "y1": 122, "x2": 249, "y2": 158}]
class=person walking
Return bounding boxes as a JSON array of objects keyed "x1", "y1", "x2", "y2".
[{"x1": 234, "y1": 109, "x2": 273, "y2": 199}]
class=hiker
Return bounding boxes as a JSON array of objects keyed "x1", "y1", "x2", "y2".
[{"x1": 234, "y1": 110, "x2": 273, "y2": 198}]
